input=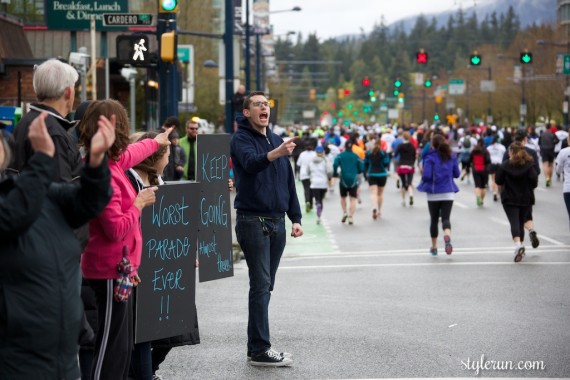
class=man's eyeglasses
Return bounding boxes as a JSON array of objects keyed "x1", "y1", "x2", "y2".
[{"x1": 251, "y1": 101, "x2": 270, "y2": 108}]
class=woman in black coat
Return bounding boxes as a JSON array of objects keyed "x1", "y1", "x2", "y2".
[
  {"x1": 0, "y1": 112, "x2": 114, "y2": 379},
  {"x1": 495, "y1": 141, "x2": 538, "y2": 263}
]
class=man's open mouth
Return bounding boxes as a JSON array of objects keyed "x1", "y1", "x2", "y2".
[{"x1": 260, "y1": 112, "x2": 268, "y2": 122}]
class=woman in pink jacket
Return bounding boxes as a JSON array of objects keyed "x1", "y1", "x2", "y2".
[{"x1": 79, "y1": 99, "x2": 172, "y2": 380}]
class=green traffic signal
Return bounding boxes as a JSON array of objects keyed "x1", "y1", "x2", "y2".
[
  {"x1": 160, "y1": 0, "x2": 179, "y2": 12},
  {"x1": 393, "y1": 90, "x2": 399, "y2": 96},
  {"x1": 434, "y1": 114, "x2": 440, "y2": 121},
  {"x1": 470, "y1": 54, "x2": 482, "y2": 66},
  {"x1": 394, "y1": 80, "x2": 402, "y2": 88},
  {"x1": 520, "y1": 52, "x2": 533, "y2": 64},
  {"x1": 424, "y1": 80, "x2": 432, "y2": 88}
]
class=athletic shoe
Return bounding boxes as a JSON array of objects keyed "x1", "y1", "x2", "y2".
[
  {"x1": 348, "y1": 216, "x2": 354, "y2": 225},
  {"x1": 305, "y1": 202, "x2": 311, "y2": 213},
  {"x1": 444, "y1": 235, "x2": 453, "y2": 255},
  {"x1": 430, "y1": 247, "x2": 438, "y2": 256},
  {"x1": 372, "y1": 209, "x2": 378, "y2": 220},
  {"x1": 152, "y1": 375, "x2": 163, "y2": 380},
  {"x1": 409, "y1": 196, "x2": 414, "y2": 206},
  {"x1": 401, "y1": 200, "x2": 406, "y2": 207},
  {"x1": 250, "y1": 349, "x2": 293, "y2": 367},
  {"x1": 493, "y1": 193, "x2": 498, "y2": 202},
  {"x1": 396, "y1": 179, "x2": 400, "y2": 189},
  {"x1": 341, "y1": 213, "x2": 348, "y2": 223},
  {"x1": 316, "y1": 217, "x2": 321, "y2": 225},
  {"x1": 546, "y1": 179, "x2": 551, "y2": 187},
  {"x1": 248, "y1": 349, "x2": 292, "y2": 361},
  {"x1": 476, "y1": 195, "x2": 482, "y2": 207},
  {"x1": 529, "y1": 230, "x2": 539, "y2": 249},
  {"x1": 514, "y1": 246, "x2": 526, "y2": 263}
]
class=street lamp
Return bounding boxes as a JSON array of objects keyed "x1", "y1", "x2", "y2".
[
  {"x1": 252, "y1": 7, "x2": 301, "y2": 91},
  {"x1": 536, "y1": 39, "x2": 570, "y2": 130}
]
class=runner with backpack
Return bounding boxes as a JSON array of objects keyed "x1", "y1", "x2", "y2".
[{"x1": 469, "y1": 139, "x2": 491, "y2": 207}]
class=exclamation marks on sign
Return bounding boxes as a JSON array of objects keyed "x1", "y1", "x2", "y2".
[{"x1": 159, "y1": 295, "x2": 170, "y2": 321}]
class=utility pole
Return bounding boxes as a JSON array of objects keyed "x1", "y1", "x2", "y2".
[{"x1": 157, "y1": 12, "x2": 179, "y2": 124}]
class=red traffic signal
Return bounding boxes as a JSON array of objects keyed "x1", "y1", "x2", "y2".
[
  {"x1": 362, "y1": 77, "x2": 371, "y2": 87},
  {"x1": 416, "y1": 50, "x2": 428, "y2": 64}
]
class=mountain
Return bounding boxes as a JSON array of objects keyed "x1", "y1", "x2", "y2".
[{"x1": 389, "y1": 0, "x2": 557, "y2": 33}]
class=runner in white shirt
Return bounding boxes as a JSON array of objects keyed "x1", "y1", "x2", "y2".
[{"x1": 487, "y1": 136, "x2": 506, "y2": 201}]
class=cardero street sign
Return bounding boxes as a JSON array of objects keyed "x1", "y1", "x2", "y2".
[{"x1": 103, "y1": 13, "x2": 153, "y2": 26}]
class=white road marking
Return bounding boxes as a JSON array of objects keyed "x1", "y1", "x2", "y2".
[
  {"x1": 454, "y1": 201, "x2": 469, "y2": 209},
  {"x1": 280, "y1": 261, "x2": 570, "y2": 270},
  {"x1": 284, "y1": 245, "x2": 570, "y2": 260},
  {"x1": 489, "y1": 217, "x2": 565, "y2": 246},
  {"x1": 539, "y1": 234, "x2": 565, "y2": 246}
]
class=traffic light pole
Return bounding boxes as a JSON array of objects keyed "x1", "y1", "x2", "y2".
[
  {"x1": 224, "y1": 0, "x2": 235, "y2": 134},
  {"x1": 157, "y1": 13, "x2": 179, "y2": 125}
]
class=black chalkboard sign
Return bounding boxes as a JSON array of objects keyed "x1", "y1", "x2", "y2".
[
  {"x1": 135, "y1": 182, "x2": 201, "y2": 343},
  {"x1": 196, "y1": 134, "x2": 234, "y2": 282}
]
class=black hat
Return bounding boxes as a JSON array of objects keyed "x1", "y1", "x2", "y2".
[{"x1": 514, "y1": 129, "x2": 528, "y2": 141}]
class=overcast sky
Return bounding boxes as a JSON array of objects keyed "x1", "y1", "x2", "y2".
[{"x1": 267, "y1": 0, "x2": 480, "y2": 39}]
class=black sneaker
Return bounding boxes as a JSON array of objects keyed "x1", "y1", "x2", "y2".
[
  {"x1": 247, "y1": 349, "x2": 292, "y2": 361},
  {"x1": 409, "y1": 196, "x2": 414, "y2": 206},
  {"x1": 250, "y1": 349, "x2": 293, "y2": 367},
  {"x1": 529, "y1": 230, "x2": 539, "y2": 249},
  {"x1": 514, "y1": 246, "x2": 526, "y2": 263},
  {"x1": 341, "y1": 213, "x2": 348, "y2": 223}
]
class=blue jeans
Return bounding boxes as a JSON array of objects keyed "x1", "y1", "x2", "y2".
[{"x1": 235, "y1": 214, "x2": 286, "y2": 356}]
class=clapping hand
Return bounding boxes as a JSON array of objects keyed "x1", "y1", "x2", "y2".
[{"x1": 89, "y1": 115, "x2": 117, "y2": 168}]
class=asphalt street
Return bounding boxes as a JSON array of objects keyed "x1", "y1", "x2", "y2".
[{"x1": 154, "y1": 169, "x2": 570, "y2": 379}]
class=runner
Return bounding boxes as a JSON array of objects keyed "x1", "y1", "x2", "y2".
[
  {"x1": 393, "y1": 131, "x2": 417, "y2": 207},
  {"x1": 417, "y1": 134, "x2": 460, "y2": 256},
  {"x1": 308, "y1": 145, "x2": 332, "y2": 224},
  {"x1": 495, "y1": 142, "x2": 538, "y2": 262},
  {"x1": 487, "y1": 135, "x2": 506, "y2": 202},
  {"x1": 469, "y1": 139, "x2": 491, "y2": 207},
  {"x1": 364, "y1": 138, "x2": 391, "y2": 220}
]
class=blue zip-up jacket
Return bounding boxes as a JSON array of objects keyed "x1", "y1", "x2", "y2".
[
  {"x1": 364, "y1": 149, "x2": 390, "y2": 177},
  {"x1": 230, "y1": 116, "x2": 302, "y2": 224},
  {"x1": 417, "y1": 149, "x2": 460, "y2": 193}
]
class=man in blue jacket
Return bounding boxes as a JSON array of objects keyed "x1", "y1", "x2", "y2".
[{"x1": 230, "y1": 91, "x2": 303, "y2": 367}]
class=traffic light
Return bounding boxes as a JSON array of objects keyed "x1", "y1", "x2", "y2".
[
  {"x1": 344, "y1": 89, "x2": 350, "y2": 96},
  {"x1": 416, "y1": 49, "x2": 428, "y2": 64},
  {"x1": 424, "y1": 79, "x2": 432, "y2": 88},
  {"x1": 159, "y1": 0, "x2": 179, "y2": 13},
  {"x1": 393, "y1": 90, "x2": 399, "y2": 96},
  {"x1": 362, "y1": 77, "x2": 371, "y2": 87},
  {"x1": 160, "y1": 31, "x2": 177, "y2": 63},
  {"x1": 520, "y1": 51, "x2": 533, "y2": 64},
  {"x1": 116, "y1": 34, "x2": 151, "y2": 66},
  {"x1": 394, "y1": 79, "x2": 402, "y2": 88},
  {"x1": 337, "y1": 88, "x2": 344, "y2": 100},
  {"x1": 470, "y1": 53, "x2": 482, "y2": 66}
]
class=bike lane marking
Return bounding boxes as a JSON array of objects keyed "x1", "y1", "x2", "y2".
[{"x1": 283, "y1": 180, "x2": 339, "y2": 256}]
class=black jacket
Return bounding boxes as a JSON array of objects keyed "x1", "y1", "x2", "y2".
[
  {"x1": 10, "y1": 104, "x2": 82, "y2": 182},
  {"x1": 230, "y1": 115, "x2": 302, "y2": 223},
  {"x1": 0, "y1": 153, "x2": 112, "y2": 379},
  {"x1": 495, "y1": 160, "x2": 538, "y2": 206}
]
